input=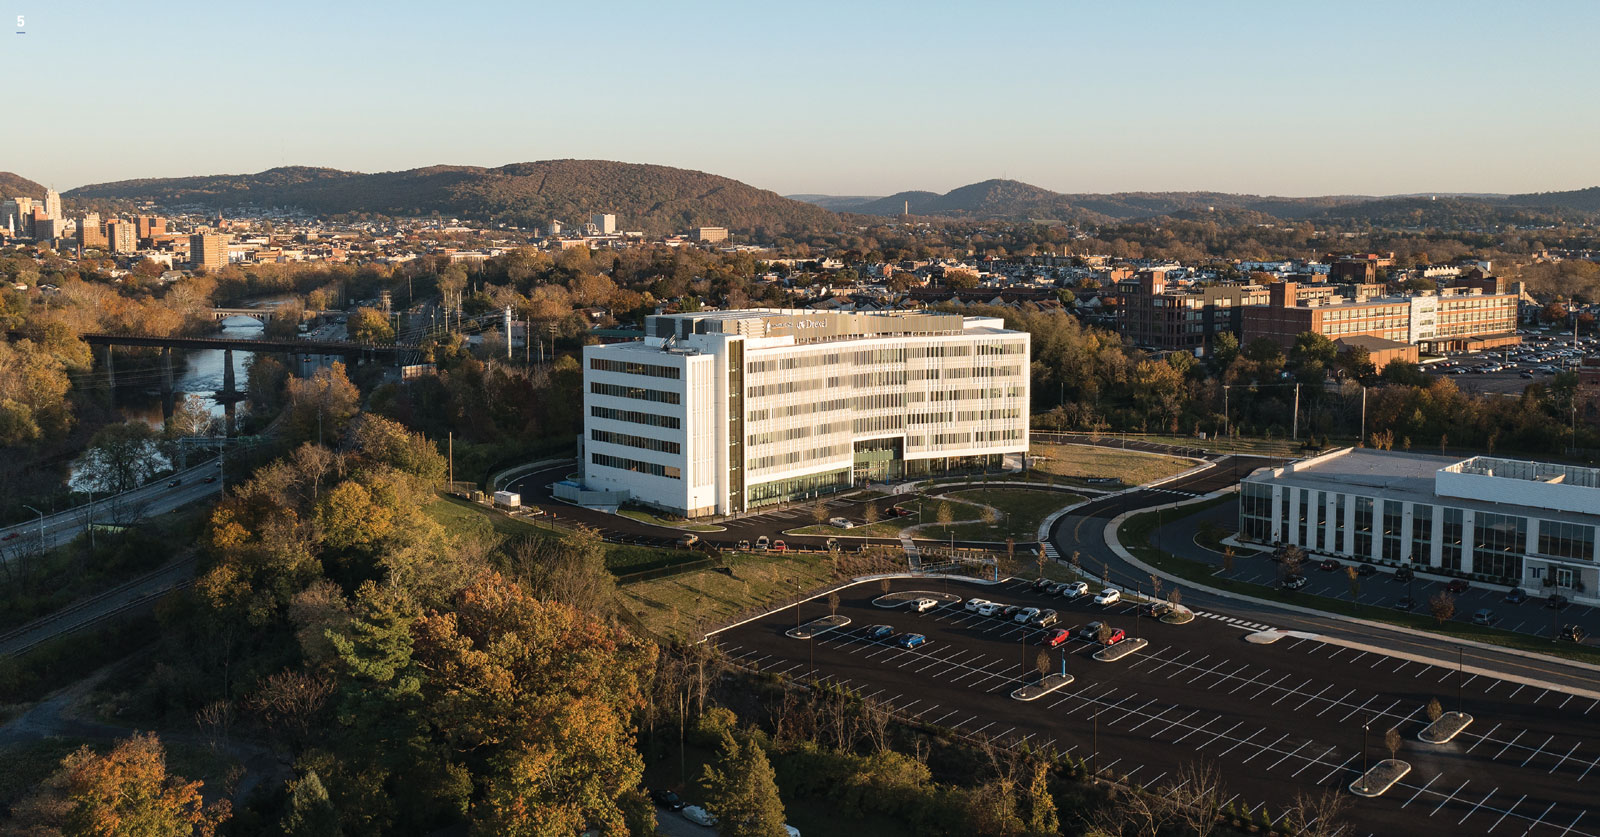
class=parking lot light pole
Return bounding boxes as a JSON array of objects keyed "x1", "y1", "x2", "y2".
[
  {"x1": 1360, "y1": 720, "x2": 1370, "y2": 793},
  {"x1": 1092, "y1": 705, "x2": 1100, "y2": 783}
]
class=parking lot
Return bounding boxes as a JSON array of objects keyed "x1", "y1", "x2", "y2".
[
  {"x1": 713, "y1": 576, "x2": 1600, "y2": 837},
  {"x1": 1425, "y1": 339, "x2": 1594, "y2": 395}
]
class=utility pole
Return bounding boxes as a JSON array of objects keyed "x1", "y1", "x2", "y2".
[
  {"x1": 1222, "y1": 384, "x2": 1229, "y2": 439},
  {"x1": 448, "y1": 431, "x2": 454, "y2": 488},
  {"x1": 503, "y1": 305, "x2": 513, "y2": 360},
  {"x1": 1292, "y1": 382, "x2": 1300, "y2": 441},
  {"x1": 1360, "y1": 385, "x2": 1368, "y2": 445}
]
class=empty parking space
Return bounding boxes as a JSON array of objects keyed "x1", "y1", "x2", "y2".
[{"x1": 713, "y1": 576, "x2": 1600, "y2": 837}]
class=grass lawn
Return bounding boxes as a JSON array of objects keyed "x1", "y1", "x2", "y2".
[
  {"x1": 1028, "y1": 443, "x2": 1196, "y2": 487},
  {"x1": 1118, "y1": 502, "x2": 1600, "y2": 665},
  {"x1": 919, "y1": 488, "x2": 1084, "y2": 543},
  {"x1": 621, "y1": 552, "x2": 837, "y2": 643},
  {"x1": 786, "y1": 519, "x2": 911, "y2": 538},
  {"x1": 617, "y1": 509, "x2": 722, "y2": 532},
  {"x1": 426, "y1": 494, "x2": 696, "y2": 575}
]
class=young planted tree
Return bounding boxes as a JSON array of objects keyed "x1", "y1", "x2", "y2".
[
  {"x1": 863, "y1": 502, "x2": 879, "y2": 525},
  {"x1": 1429, "y1": 591, "x2": 1456, "y2": 625},
  {"x1": 1385, "y1": 727, "x2": 1403, "y2": 762},
  {"x1": 935, "y1": 501, "x2": 954, "y2": 527},
  {"x1": 811, "y1": 500, "x2": 829, "y2": 527},
  {"x1": 1345, "y1": 565, "x2": 1361, "y2": 601},
  {"x1": 1035, "y1": 650, "x2": 1051, "y2": 681},
  {"x1": 827, "y1": 591, "x2": 840, "y2": 618},
  {"x1": 1167, "y1": 587, "x2": 1183, "y2": 607},
  {"x1": 1426, "y1": 698, "x2": 1443, "y2": 723},
  {"x1": 1222, "y1": 546, "x2": 1236, "y2": 573},
  {"x1": 1279, "y1": 544, "x2": 1306, "y2": 580}
]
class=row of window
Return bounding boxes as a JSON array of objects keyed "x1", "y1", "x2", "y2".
[
  {"x1": 749, "y1": 442, "x2": 852, "y2": 472},
  {"x1": 591, "y1": 452, "x2": 680, "y2": 480},
  {"x1": 747, "y1": 398, "x2": 851, "y2": 422},
  {"x1": 590, "y1": 382, "x2": 680, "y2": 405},
  {"x1": 591, "y1": 429, "x2": 680, "y2": 455},
  {"x1": 590, "y1": 405, "x2": 681, "y2": 430},
  {"x1": 590, "y1": 358, "x2": 680, "y2": 379}
]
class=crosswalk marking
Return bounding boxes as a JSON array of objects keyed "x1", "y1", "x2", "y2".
[{"x1": 1192, "y1": 610, "x2": 1275, "y2": 632}]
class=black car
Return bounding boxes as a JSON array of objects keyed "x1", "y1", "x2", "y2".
[
  {"x1": 1393, "y1": 597, "x2": 1416, "y2": 611},
  {"x1": 1000, "y1": 605, "x2": 1021, "y2": 619},
  {"x1": 1547, "y1": 594, "x2": 1570, "y2": 610},
  {"x1": 1393, "y1": 567, "x2": 1414, "y2": 583},
  {"x1": 650, "y1": 789, "x2": 685, "y2": 811},
  {"x1": 1559, "y1": 624, "x2": 1588, "y2": 643},
  {"x1": 1033, "y1": 578, "x2": 1053, "y2": 590},
  {"x1": 1356, "y1": 563, "x2": 1377, "y2": 577},
  {"x1": 1504, "y1": 588, "x2": 1527, "y2": 604}
]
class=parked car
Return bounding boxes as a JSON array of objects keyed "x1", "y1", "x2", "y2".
[
  {"x1": 1063, "y1": 581, "x2": 1089, "y2": 597},
  {"x1": 771, "y1": 539, "x2": 787, "y2": 553},
  {"x1": 682, "y1": 806, "x2": 717, "y2": 827},
  {"x1": 755, "y1": 536, "x2": 770, "y2": 551},
  {"x1": 1547, "y1": 594, "x2": 1570, "y2": 610},
  {"x1": 828, "y1": 517, "x2": 854, "y2": 529},
  {"x1": 1033, "y1": 577, "x2": 1054, "y2": 590},
  {"x1": 864, "y1": 624, "x2": 894, "y2": 640},
  {"x1": 897, "y1": 633, "x2": 927, "y2": 649},
  {"x1": 1043, "y1": 628, "x2": 1071, "y2": 647},
  {"x1": 1078, "y1": 621, "x2": 1105, "y2": 640},
  {"x1": 1047, "y1": 581, "x2": 1069, "y2": 595},
  {"x1": 1446, "y1": 579, "x2": 1470, "y2": 594},
  {"x1": 975, "y1": 602, "x2": 1000, "y2": 617},
  {"x1": 1281, "y1": 575, "x2": 1308, "y2": 590},
  {"x1": 736, "y1": 539, "x2": 752, "y2": 551},
  {"x1": 1100, "y1": 628, "x2": 1127, "y2": 646},
  {"x1": 677, "y1": 534, "x2": 699, "y2": 547},
  {"x1": 1093, "y1": 588, "x2": 1121, "y2": 606},
  {"x1": 1471, "y1": 608, "x2": 1496, "y2": 626},
  {"x1": 1318, "y1": 559, "x2": 1339, "y2": 572},
  {"x1": 1000, "y1": 604, "x2": 1022, "y2": 619},
  {"x1": 0, "y1": 532, "x2": 17, "y2": 541},
  {"x1": 1142, "y1": 601, "x2": 1172, "y2": 618},
  {"x1": 1393, "y1": 597, "x2": 1416, "y2": 611},
  {"x1": 1356, "y1": 563, "x2": 1377, "y2": 577},
  {"x1": 1393, "y1": 566, "x2": 1414, "y2": 582},
  {"x1": 964, "y1": 597, "x2": 988, "y2": 612},
  {"x1": 1032, "y1": 609, "x2": 1059, "y2": 628},
  {"x1": 1504, "y1": 588, "x2": 1527, "y2": 604},
  {"x1": 650, "y1": 789, "x2": 686, "y2": 811},
  {"x1": 1559, "y1": 624, "x2": 1587, "y2": 643},
  {"x1": 910, "y1": 598, "x2": 938, "y2": 613},
  {"x1": 1014, "y1": 607, "x2": 1041, "y2": 624}
]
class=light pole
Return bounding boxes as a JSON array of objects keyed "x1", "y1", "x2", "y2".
[
  {"x1": 1092, "y1": 705, "x2": 1100, "y2": 783},
  {"x1": 1360, "y1": 719, "x2": 1370, "y2": 792},
  {"x1": 23, "y1": 504, "x2": 45, "y2": 546}
]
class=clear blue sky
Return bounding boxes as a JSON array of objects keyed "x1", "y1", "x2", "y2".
[{"x1": 9, "y1": 0, "x2": 1599, "y2": 196}]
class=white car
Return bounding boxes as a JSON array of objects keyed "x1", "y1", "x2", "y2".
[
  {"x1": 682, "y1": 806, "x2": 717, "y2": 827},
  {"x1": 976, "y1": 602, "x2": 1001, "y2": 617},
  {"x1": 1094, "y1": 588, "x2": 1122, "y2": 606},
  {"x1": 829, "y1": 517, "x2": 854, "y2": 529},
  {"x1": 786, "y1": 826, "x2": 801, "y2": 837},
  {"x1": 1014, "y1": 606, "x2": 1041, "y2": 624},
  {"x1": 910, "y1": 597, "x2": 938, "y2": 613},
  {"x1": 1062, "y1": 581, "x2": 1089, "y2": 597},
  {"x1": 964, "y1": 597, "x2": 989, "y2": 612}
]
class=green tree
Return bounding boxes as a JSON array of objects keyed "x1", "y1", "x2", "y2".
[
  {"x1": 281, "y1": 770, "x2": 340, "y2": 837},
  {"x1": 701, "y1": 734, "x2": 788, "y2": 837},
  {"x1": 70, "y1": 421, "x2": 169, "y2": 493},
  {"x1": 286, "y1": 362, "x2": 361, "y2": 444},
  {"x1": 347, "y1": 307, "x2": 395, "y2": 344}
]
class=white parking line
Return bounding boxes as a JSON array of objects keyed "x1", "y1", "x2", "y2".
[
  {"x1": 1491, "y1": 729, "x2": 1525, "y2": 761},
  {"x1": 1401, "y1": 772, "x2": 1439, "y2": 808},
  {"x1": 1456, "y1": 787, "x2": 1498, "y2": 825},
  {"x1": 1429, "y1": 779, "x2": 1470, "y2": 816},
  {"x1": 1293, "y1": 747, "x2": 1336, "y2": 778},
  {"x1": 1272, "y1": 679, "x2": 1314, "y2": 706},
  {"x1": 1172, "y1": 717, "x2": 1218, "y2": 744},
  {"x1": 1338, "y1": 695, "x2": 1377, "y2": 723},
  {"x1": 1127, "y1": 705, "x2": 1173, "y2": 733},
  {"x1": 1559, "y1": 811, "x2": 1586, "y2": 835},
  {"x1": 1483, "y1": 793, "x2": 1524, "y2": 832},
  {"x1": 1239, "y1": 732, "x2": 1289, "y2": 764},
  {"x1": 1200, "y1": 722, "x2": 1247, "y2": 752},
  {"x1": 1548, "y1": 742, "x2": 1581, "y2": 774},
  {"x1": 1316, "y1": 752, "x2": 1359, "y2": 784},
  {"x1": 1520, "y1": 735, "x2": 1554, "y2": 767},
  {"x1": 1464, "y1": 723, "x2": 1501, "y2": 754},
  {"x1": 1265, "y1": 741, "x2": 1308, "y2": 770}
]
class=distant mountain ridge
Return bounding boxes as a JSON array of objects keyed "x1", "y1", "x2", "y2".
[
  {"x1": 792, "y1": 180, "x2": 1600, "y2": 225},
  {"x1": 0, "y1": 172, "x2": 48, "y2": 199},
  {"x1": 65, "y1": 160, "x2": 837, "y2": 236}
]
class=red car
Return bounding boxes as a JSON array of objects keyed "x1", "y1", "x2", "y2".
[
  {"x1": 1, "y1": 532, "x2": 18, "y2": 541},
  {"x1": 1100, "y1": 628, "x2": 1126, "y2": 646},
  {"x1": 1043, "y1": 628, "x2": 1070, "y2": 648},
  {"x1": 771, "y1": 539, "x2": 787, "y2": 553},
  {"x1": 1445, "y1": 580, "x2": 1470, "y2": 594}
]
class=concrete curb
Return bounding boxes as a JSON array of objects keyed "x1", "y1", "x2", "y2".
[
  {"x1": 1012, "y1": 673, "x2": 1075, "y2": 701},
  {"x1": 1092, "y1": 637, "x2": 1148, "y2": 662},
  {"x1": 1349, "y1": 759, "x2": 1410, "y2": 798},
  {"x1": 702, "y1": 572, "x2": 1003, "y2": 640},
  {"x1": 1099, "y1": 492, "x2": 1600, "y2": 691},
  {"x1": 491, "y1": 457, "x2": 574, "y2": 491}
]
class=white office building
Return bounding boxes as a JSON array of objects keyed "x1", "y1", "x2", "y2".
[
  {"x1": 1240, "y1": 448, "x2": 1600, "y2": 604},
  {"x1": 576, "y1": 309, "x2": 1030, "y2": 518}
]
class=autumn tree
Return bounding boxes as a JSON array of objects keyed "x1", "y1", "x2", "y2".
[
  {"x1": 9, "y1": 733, "x2": 231, "y2": 837},
  {"x1": 70, "y1": 421, "x2": 169, "y2": 494},
  {"x1": 1429, "y1": 590, "x2": 1456, "y2": 625},
  {"x1": 346, "y1": 306, "x2": 395, "y2": 344},
  {"x1": 286, "y1": 362, "x2": 361, "y2": 445},
  {"x1": 701, "y1": 734, "x2": 788, "y2": 837}
]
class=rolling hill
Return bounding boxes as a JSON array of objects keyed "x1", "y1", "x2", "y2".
[
  {"x1": 797, "y1": 180, "x2": 1600, "y2": 227},
  {"x1": 0, "y1": 172, "x2": 47, "y2": 199},
  {"x1": 65, "y1": 160, "x2": 838, "y2": 236}
]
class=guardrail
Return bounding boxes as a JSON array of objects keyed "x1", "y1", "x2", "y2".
[{"x1": 1, "y1": 562, "x2": 196, "y2": 657}]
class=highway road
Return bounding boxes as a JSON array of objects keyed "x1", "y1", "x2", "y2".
[
  {"x1": 714, "y1": 576, "x2": 1600, "y2": 837},
  {"x1": 0, "y1": 459, "x2": 224, "y2": 559}
]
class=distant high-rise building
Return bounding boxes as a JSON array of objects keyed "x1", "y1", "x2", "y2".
[
  {"x1": 77, "y1": 213, "x2": 107, "y2": 249},
  {"x1": 34, "y1": 218, "x2": 61, "y2": 241},
  {"x1": 106, "y1": 218, "x2": 138, "y2": 253},
  {"x1": 4, "y1": 198, "x2": 36, "y2": 238},
  {"x1": 135, "y1": 215, "x2": 167, "y2": 241},
  {"x1": 694, "y1": 226, "x2": 729, "y2": 244},
  {"x1": 591, "y1": 213, "x2": 617, "y2": 235},
  {"x1": 547, "y1": 219, "x2": 563, "y2": 237},
  {"x1": 43, "y1": 189, "x2": 61, "y2": 222},
  {"x1": 191, "y1": 232, "x2": 228, "y2": 271}
]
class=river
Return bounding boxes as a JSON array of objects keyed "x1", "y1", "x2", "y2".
[{"x1": 119, "y1": 317, "x2": 263, "y2": 428}]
